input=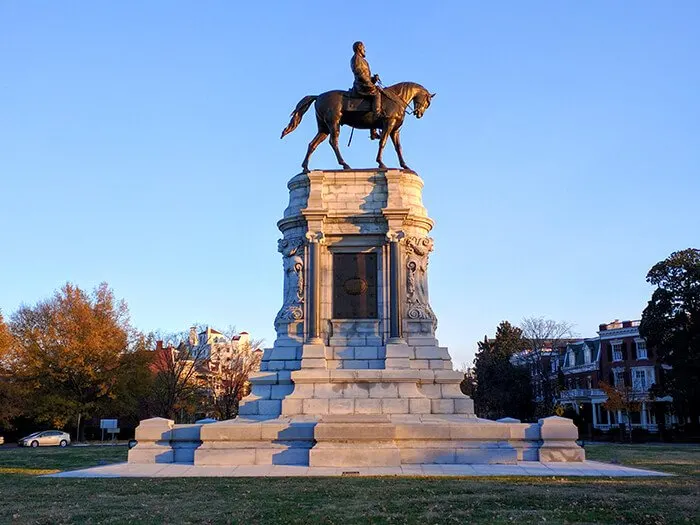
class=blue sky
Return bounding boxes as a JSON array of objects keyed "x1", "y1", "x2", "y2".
[{"x1": 1, "y1": 1, "x2": 698, "y2": 366}]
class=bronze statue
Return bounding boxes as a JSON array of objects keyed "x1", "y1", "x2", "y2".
[{"x1": 281, "y1": 43, "x2": 435, "y2": 172}]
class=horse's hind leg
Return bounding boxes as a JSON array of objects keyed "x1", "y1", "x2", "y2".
[
  {"x1": 302, "y1": 131, "x2": 328, "y2": 172},
  {"x1": 329, "y1": 123, "x2": 351, "y2": 170}
]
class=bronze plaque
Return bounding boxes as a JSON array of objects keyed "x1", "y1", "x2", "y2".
[{"x1": 333, "y1": 253, "x2": 377, "y2": 319}]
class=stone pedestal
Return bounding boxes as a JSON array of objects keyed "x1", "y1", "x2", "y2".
[
  {"x1": 238, "y1": 170, "x2": 466, "y2": 422},
  {"x1": 129, "y1": 169, "x2": 584, "y2": 467}
]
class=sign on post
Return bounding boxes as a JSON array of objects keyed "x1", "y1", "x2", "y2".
[{"x1": 100, "y1": 419, "x2": 118, "y2": 443}]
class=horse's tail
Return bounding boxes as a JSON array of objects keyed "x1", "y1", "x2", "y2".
[{"x1": 281, "y1": 95, "x2": 317, "y2": 138}]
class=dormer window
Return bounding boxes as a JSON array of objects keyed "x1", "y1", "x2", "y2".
[
  {"x1": 567, "y1": 350, "x2": 574, "y2": 367},
  {"x1": 636, "y1": 340, "x2": 647, "y2": 360},
  {"x1": 583, "y1": 346, "x2": 591, "y2": 364}
]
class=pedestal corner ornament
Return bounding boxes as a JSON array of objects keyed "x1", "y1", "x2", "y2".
[{"x1": 275, "y1": 236, "x2": 305, "y2": 323}]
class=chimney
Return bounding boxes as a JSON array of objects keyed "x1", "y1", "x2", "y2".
[{"x1": 189, "y1": 326, "x2": 198, "y2": 346}]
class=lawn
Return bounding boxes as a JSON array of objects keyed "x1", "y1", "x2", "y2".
[{"x1": 0, "y1": 444, "x2": 698, "y2": 524}]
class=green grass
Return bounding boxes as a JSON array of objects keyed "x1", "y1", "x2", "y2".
[
  {"x1": 0, "y1": 445, "x2": 126, "y2": 473},
  {"x1": 0, "y1": 444, "x2": 697, "y2": 524}
]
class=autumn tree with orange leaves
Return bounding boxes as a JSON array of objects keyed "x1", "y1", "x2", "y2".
[
  {"x1": 9, "y1": 283, "x2": 143, "y2": 441},
  {"x1": 0, "y1": 311, "x2": 25, "y2": 429}
]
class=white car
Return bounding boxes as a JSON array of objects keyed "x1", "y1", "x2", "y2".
[{"x1": 18, "y1": 431, "x2": 71, "y2": 448}]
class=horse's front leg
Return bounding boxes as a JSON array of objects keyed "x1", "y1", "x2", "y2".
[
  {"x1": 390, "y1": 129, "x2": 410, "y2": 171},
  {"x1": 329, "y1": 124, "x2": 351, "y2": 170},
  {"x1": 375, "y1": 121, "x2": 392, "y2": 170}
]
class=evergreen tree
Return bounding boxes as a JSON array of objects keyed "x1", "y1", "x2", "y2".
[
  {"x1": 640, "y1": 248, "x2": 700, "y2": 431},
  {"x1": 472, "y1": 321, "x2": 533, "y2": 420}
]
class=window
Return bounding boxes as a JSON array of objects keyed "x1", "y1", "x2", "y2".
[
  {"x1": 634, "y1": 369, "x2": 647, "y2": 390},
  {"x1": 583, "y1": 346, "x2": 591, "y2": 364},
  {"x1": 636, "y1": 340, "x2": 647, "y2": 360},
  {"x1": 551, "y1": 359, "x2": 558, "y2": 373},
  {"x1": 567, "y1": 350, "x2": 574, "y2": 367},
  {"x1": 614, "y1": 370, "x2": 625, "y2": 387},
  {"x1": 632, "y1": 368, "x2": 655, "y2": 391},
  {"x1": 612, "y1": 343, "x2": 623, "y2": 362}
]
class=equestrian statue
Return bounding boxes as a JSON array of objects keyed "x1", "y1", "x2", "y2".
[{"x1": 281, "y1": 41, "x2": 435, "y2": 172}]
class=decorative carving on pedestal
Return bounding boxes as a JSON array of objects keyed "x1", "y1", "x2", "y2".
[
  {"x1": 404, "y1": 236, "x2": 437, "y2": 329},
  {"x1": 275, "y1": 237, "x2": 305, "y2": 322}
]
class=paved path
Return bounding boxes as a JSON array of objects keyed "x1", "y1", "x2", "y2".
[{"x1": 47, "y1": 461, "x2": 671, "y2": 478}]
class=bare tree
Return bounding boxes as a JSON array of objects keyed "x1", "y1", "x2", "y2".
[
  {"x1": 148, "y1": 329, "x2": 209, "y2": 422},
  {"x1": 206, "y1": 338, "x2": 263, "y2": 420},
  {"x1": 520, "y1": 317, "x2": 576, "y2": 416}
]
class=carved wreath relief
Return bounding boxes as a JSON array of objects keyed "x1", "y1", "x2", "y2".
[
  {"x1": 275, "y1": 237, "x2": 305, "y2": 322},
  {"x1": 404, "y1": 236, "x2": 437, "y2": 329}
]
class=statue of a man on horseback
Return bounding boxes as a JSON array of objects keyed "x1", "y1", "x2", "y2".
[{"x1": 281, "y1": 42, "x2": 435, "y2": 173}]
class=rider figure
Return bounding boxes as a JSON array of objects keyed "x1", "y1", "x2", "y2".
[{"x1": 351, "y1": 41, "x2": 381, "y2": 140}]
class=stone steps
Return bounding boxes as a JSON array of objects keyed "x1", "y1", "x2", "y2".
[
  {"x1": 128, "y1": 415, "x2": 585, "y2": 467},
  {"x1": 239, "y1": 368, "x2": 474, "y2": 417}
]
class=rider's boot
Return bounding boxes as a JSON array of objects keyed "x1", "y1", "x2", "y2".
[
  {"x1": 373, "y1": 92, "x2": 382, "y2": 120},
  {"x1": 370, "y1": 92, "x2": 382, "y2": 140}
]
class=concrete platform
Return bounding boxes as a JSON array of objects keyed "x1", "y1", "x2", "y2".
[{"x1": 47, "y1": 460, "x2": 671, "y2": 478}]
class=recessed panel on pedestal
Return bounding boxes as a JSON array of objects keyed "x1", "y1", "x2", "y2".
[{"x1": 332, "y1": 253, "x2": 377, "y2": 319}]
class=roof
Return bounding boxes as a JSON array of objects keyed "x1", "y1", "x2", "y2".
[{"x1": 563, "y1": 339, "x2": 600, "y2": 368}]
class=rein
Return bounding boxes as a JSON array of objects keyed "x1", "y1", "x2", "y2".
[{"x1": 377, "y1": 81, "x2": 415, "y2": 115}]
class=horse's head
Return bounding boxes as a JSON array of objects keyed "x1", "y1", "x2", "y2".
[{"x1": 413, "y1": 90, "x2": 435, "y2": 119}]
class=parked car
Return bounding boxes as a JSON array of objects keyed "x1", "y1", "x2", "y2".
[{"x1": 18, "y1": 431, "x2": 71, "y2": 448}]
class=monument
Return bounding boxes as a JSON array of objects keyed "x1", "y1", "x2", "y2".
[{"x1": 129, "y1": 43, "x2": 584, "y2": 467}]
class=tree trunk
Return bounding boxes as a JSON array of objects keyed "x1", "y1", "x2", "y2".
[{"x1": 76, "y1": 412, "x2": 82, "y2": 443}]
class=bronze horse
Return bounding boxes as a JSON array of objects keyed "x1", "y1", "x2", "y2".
[{"x1": 281, "y1": 82, "x2": 434, "y2": 172}]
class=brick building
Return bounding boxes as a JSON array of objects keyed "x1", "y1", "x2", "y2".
[{"x1": 557, "y1": 319, "x2": 675, "y2": 433}]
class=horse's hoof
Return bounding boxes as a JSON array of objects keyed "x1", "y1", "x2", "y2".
[
  {"x1": 401, "y1": 165, "x2": 412, "y2": 172},
  {"x1": 342, "y1": 164, "x2": 352, "y2": 170},
  {"x1": 377, "y1": 163, "x2": 388, "y2": 170}
]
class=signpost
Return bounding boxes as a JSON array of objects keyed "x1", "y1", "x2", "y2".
[{"x1": 100, "y1": 419, "x2": 119, "y2": 444}]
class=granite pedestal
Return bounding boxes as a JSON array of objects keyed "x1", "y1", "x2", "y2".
[{"x1": 129, "y1": 170, "x2": 584, "y2": 467}]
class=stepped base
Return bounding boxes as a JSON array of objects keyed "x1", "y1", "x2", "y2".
[
  {"x1": 128, "y1": 415, "x2": 584, "y2": 467},
  {"x1": 239, "y1": 369, "x2": 474, "y2": 418}
]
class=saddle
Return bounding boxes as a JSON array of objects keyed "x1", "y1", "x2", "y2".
[{"x1": 342, "y1": 91, "x2": 377, "y2": 112}]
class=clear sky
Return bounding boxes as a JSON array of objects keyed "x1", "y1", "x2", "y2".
[{"x1": 1, "y1": 1, "x2": 698, "y2": 366}]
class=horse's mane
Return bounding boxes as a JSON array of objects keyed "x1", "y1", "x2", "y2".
[{"x1": 386, "y1": 82, "x2": 426, "y2": 101}]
